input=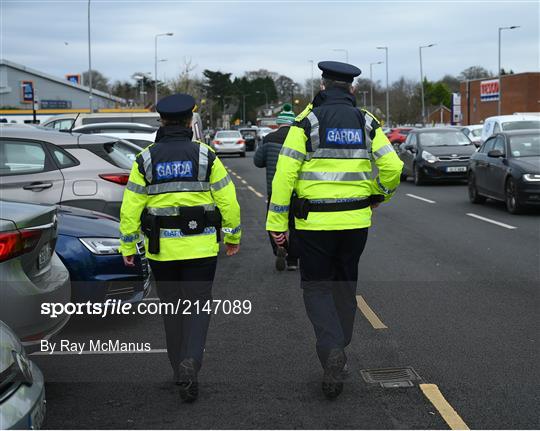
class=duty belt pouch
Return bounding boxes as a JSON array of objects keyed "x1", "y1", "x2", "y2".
[
  {"x1": 292, "y1": 197, "x2": 310, "y2": 220},
  {"x1": 205, "y1": 208, "x2": 222, "y2": 242},
  {"x1": 178, "y1": 206, "x2": 206, "y2": 235},
  {"x1": 142, "y1": 213, "x2": 160, "y2": 254}
]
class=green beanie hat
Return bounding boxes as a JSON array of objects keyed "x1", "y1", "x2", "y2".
[{"x1": 276, "y1": 103, "x2": 295, "y2": 125}]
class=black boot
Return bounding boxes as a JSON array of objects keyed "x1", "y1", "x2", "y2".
[
  {"x1": 322, "y1": 349, "x2": 346, "y2": 400},
  {"x1": 178, "y1": 358, "x2": 199, "y2": 403}
]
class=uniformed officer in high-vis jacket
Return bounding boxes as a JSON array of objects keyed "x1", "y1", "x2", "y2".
[
  {"x1": 266, "y1": 61, "x2": 403, "y2": 399},
  {"x1": 119, "y1": 93, "x2": 241, "y2": 402}
]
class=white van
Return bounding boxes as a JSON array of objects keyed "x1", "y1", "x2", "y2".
[{"x1": 481, "y1": 114, "x2": 540, "y2": 143}]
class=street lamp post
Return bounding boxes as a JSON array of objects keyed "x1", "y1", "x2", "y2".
[
  {"x1": 359, "y1": 90, "x2": 368, "y2": 107},
  {"x1": 419, "y1": 43, "x2": 436, "y2": 125},
  {"x1": 369, "y1": 61, "x2": 383, "y2": 113},
  {"x1": 87, "y1": 0, "x2": 93, "y2": 112},
  {"x1": 498, "y1": 26, "x2": 520, "y2": 115},
  {"x1": 154, "y1": 32, "x2": 173, "y2": 107},
  {"x1": 332, "y1": 49, "x2": 349, "y2": 63},
  {"x1": 242, "y1": 94, "x2": 251, "y2": 124},
  {"x1": 376, "y1": 46, "x2": 390, "y2": 127}
]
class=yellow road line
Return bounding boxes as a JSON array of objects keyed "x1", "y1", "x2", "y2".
[
  {"x1": 356, "y1": 295, "x2": 387, "y2": 329},
  {"x1": 420, "y1": 384, "x2": 469, "y2": 430}
]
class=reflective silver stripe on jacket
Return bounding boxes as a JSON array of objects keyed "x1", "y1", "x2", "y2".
[
  {"x1": 376, "y1": 176, "x2": 395, "y2": 194},
  {"x1": 298, "y1": 171, "x2": 371, "y2": 181},
  {"x1": 307, "y1": 112, "x2": 321, "y2": 151},
  {"x1": 126, "y1": 181, "x2": 147, "y2": 194},
  {"x1": 147, "y1": 203, "x2": 216, "y2": 216},
  {"x1": 159, "y1": 226, "x2": 216, "y2": 238},
  {"x1": 306, "y1": 148, "x2": 370, "y2": 160},
  {"x1": 210, "y1": 175, "x2": 231, "y2": 192},
  {"x1": 280, "y1": 146, "x2": 306, "y2": 162},
  {"x1": 147, "y1": 181, "x2": 210, "y2": 194},
  {"x1": 198, "y1": 144, "x2": 209, "y2": 181},
  {"x1": 309, "y1": 197, "x2": 369, "y2": 204},
  {"x1": 364, "y1": 112, "x2": 374, "y2": 152},
  {"x1": 141, "y1": 150, "x2": 153, "y2": 183},
  {"x1": 372, "y1": 144, "x2": 394, "y2": 160}
]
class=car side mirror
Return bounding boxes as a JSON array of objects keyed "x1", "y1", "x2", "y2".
[
  {"x1": 404, "y1": 144, "x2": 416, "y2": 152},
  {"x1": 487, "y1": 149, "x2": 504, "y2": 158}
]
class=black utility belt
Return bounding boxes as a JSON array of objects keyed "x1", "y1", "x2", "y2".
[
  {"x1": 141, "y1": 206, "x2": 222, "y2": 254},
  {"x1": 292, "y1": 195, "x2": 384, "y2": 220}
]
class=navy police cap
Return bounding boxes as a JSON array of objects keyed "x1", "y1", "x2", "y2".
[
  {"x1": 156, "y1": 93, "x2": 196, "y2": 118},
  {"x1": 318, "y1": 61, "x2": 361, "y2": 83}
]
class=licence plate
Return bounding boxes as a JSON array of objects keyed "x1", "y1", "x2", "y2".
[
  {"x1": 38, "y1": 243, "x2": 52, "y2": 269},
  {"x1": 446, "y1": 166, "x2": 467, "y2": 173},
  {"x1": 30, "y1": 391, "x2": 46, "y2": 429}
]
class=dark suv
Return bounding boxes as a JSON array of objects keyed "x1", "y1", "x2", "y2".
[
  {"x1": 398, "y1": 128, "x2": 476, "y2": 185},
  {"x1": 239, "y1": 128, "x2": 257, "y2": 151}
]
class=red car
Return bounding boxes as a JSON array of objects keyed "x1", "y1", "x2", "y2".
[{"x1": 386, "y1": 128, "x2": 413, "y2": 145}]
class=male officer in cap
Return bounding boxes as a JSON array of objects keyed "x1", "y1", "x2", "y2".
[
  {"x1": 267, "y1": 61, "x2": 403, "y2": 399},
  {"x1": 119, "y1": 93, "x2": 241, "y2": 402}
]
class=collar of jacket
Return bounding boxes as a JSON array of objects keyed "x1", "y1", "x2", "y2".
[
  {"x1": 314, "y1": 87, "x2": 357, "y2": 108},
  {"x1": 155, "y1": 125, "x2": 193, "y2": 142}
]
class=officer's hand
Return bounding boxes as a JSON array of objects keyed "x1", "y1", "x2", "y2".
[
  {"x1": 225, "y1": 243, "x2": 240, "y2": 256},
  {"x1": 123, "y1": 255, "x2": 136, "y2": 267},
  {"x1": 270, "y1": 231, "x2": 288, "y2": 246}
]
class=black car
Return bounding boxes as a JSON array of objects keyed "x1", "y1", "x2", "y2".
[
  {"x1": 239, "y1": 128, "x2": 257, "y2": 151},
  {"x1": 468, "y1": 130, "x2": 540, "y2": 213},
  {"x1": 398, "y1": 128, "x2": 476, "y2": 185}
]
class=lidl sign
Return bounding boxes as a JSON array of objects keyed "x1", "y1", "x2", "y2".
[{"x1": 480, "y1": 79, "x2": 499, "y2": 102}]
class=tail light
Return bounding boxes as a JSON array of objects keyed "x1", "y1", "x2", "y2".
[
  {"x1": 99, "y1": 174, "x2": 129, "y2": 185},
  {"x1": 213, "y1": 140, "x2": 221, "y2": 146},
  {"x1": 0, "y1": 229, "x2": 42, "y2": 263},
  {"x1": 237, "y1": 139, "x2": 245, "y2": 145}
]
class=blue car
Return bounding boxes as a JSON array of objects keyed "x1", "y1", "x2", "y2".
[{"x1": 55, "y1": 206, "x2": 152, "y2": 303}]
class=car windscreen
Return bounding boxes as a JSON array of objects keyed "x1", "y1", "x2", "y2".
[
  {"x1": 215, "y1": 131, "x2": 241, "y2": 138},
  {"x1": 470, "y1": 128, "x2": 482, "y2": 137},
  {"x1": 81, "y1": 140, "x2": 137, "y2": 169},
  {"x1": 509, "y1": 135, "x2": 540, "y2": 157},
  {"x1": 419, "y1": 131, "x2": 472, "y2": 147},
  {"x1": 502, "y1": 120, "x2": 540, "y2": 131},
  {"x1": 240, "y1": 130, "x2": 256, "y2": 138}
]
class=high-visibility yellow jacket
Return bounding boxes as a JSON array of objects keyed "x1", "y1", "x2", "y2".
[
  {"x1": 266, "y1": 88, "x2": 403, "y2": 232},
  {"x1": 119, "y1": 126, "x2": 241, "y2": 261}
]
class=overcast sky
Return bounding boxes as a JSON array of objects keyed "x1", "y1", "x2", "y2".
[{"x1": 2, "y1": 0, "x2": 539, "y2": 87}]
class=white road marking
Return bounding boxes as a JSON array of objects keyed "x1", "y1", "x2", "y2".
[
  {"x1": 247, "y1": 185, "x2": 264, "y2": 198},
  {"x1": 466, "y1": 213, "x2": 517, "y2": 230},
  {"x1": 241, "y1": 179, "x2": 247, "y2": 184},
  {"x1": 31, "y1": 349, "x2": 167, "y2": 356},
  {"x1": 406, "y1": 193, "x2": 436, "y2": 204}
]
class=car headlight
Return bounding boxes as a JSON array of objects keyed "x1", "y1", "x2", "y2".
[
  {"x1": 12, "y1": 350, "x2": 33, "y2": 385},
  {"x1": 523, "y1": 174, "x2": 540, "y2": 182},
  {"x1": 79, "y1": 237, "x2": 121, "y2": 255},
  {"x1": 421, "y1": 150, "x2": 438, "y2": 163}
]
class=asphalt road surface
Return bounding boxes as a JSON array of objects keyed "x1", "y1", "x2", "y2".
[{"x1": 32, "y1": 152, "x2": 539, "y2": 429}]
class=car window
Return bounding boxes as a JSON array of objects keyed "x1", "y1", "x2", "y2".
[
  {"x1": 419, "y1": 131, "x2": 471, "y2": 147},
  {"x1": 125, "y1": 138, "x2": 154, "y2": 148},
  {"x1": 215, "y1": 131, "x2": 242, "y2": 138},
  {"x1": 493, "y1": 122, "x2": 501, "y2": 133},
  {"x1": 509, "y1": 134, "x2": 540, "y2": 157},
  {"x1": 502, "y1": 120, "x2": 540, "y2": 131},
  {"x1": 80, "y1": 140, "x2": 138, "y2": 169},
  {"x1": 50, "y1": 145, "x2": 79, "y2": 168},
  {"x1": 492, "y1": 137, "x2": 506, "y2": 155},
  {"x1": 0, "y1": 141, "x2": 47, "y2": 175},
  {"x1": 409, "y1": 134, "x2": 417, "y2": 146},
  {"x1": 471, "y1": 128, "x2": 482, "y2": 137},
  {"x1": 481, "y1": 137, "x2": 496, "y2": 153}
]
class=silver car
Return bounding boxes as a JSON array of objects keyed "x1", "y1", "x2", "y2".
[
  {"x1": 0, "y1": 320, "x2": 46, "y2": 430},
  {"x1": 212, "y1": 130, "x2": 246, "y2": 157},
  {"x1": 0, "y1": 126, "x2": 140, "y2": 217},
  {"x1": 0, "y1": 200, "x2": 70, "y2": 349}
]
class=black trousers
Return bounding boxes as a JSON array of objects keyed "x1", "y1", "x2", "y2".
[
  {"x1": 296, "y1": 228, "x2": 368, "y2": 366},
  {"x1": 148, "y1": 257, "x2": 217, "y2": 373},
  {"x1": 266, "y1": 194, "x2": 299, "y2": 262}
]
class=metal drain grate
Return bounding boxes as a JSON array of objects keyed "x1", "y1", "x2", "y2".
[{"x1": 360, "y1": 367, "x2": 421, "y2": 388}]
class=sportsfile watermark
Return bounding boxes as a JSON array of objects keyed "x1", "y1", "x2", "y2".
[{"x1": 41, "y1": 299, "x2": 253, "y2": 319}]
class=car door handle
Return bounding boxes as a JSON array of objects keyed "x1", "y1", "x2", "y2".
[{"x1": 23, "y1": 182, "x2": 53, "y2": 191}]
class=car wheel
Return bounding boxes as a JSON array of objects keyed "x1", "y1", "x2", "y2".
[
  {"x1": 239, "y1": 152, "x2": 246, "y2": 158},
  {"x1": 413, "y1": 163, "x2": 425, "y2": 186},
  {"x1": 505, "y1": 177, "x2": 523, "y2": 214},
  {"x1": 468, "y1": 173, "x2": 486, "y2": 204}
]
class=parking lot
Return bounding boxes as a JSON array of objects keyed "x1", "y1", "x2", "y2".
[{"x1": 30, "y1": 153, "x2": 539, "y2": 429}]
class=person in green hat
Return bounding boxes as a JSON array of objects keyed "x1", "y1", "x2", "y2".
[{"x1": 254, "y1": 103, "x2": 299, "y2": 271}]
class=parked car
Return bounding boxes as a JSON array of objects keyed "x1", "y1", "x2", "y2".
[
  {"x1": 42, "y1": 112, "x2": 161, "y2": 130},
  {"x1": 256, "y1": 127, "x2": 273, "y2": 143},
  {"x1": 55, "y1": 206, "x2": 152, "y2": 303},
  {"x1": 0, "y1": 320, "x2": 46, "y2": 429},
  {"x1": 480, "y1": 114, "x2": 540, "y2": 143},
  {"x1": 398, "y1": 128, "x2": 476, "y2": 185},
  {"x1": 72, "y1": 122, "x2": 157, "y2": 134},
  {"x1": 0, "y1": 126, "x2": 140, "y2": 217},
  {"x1": 386, "y1": 127, "x2": 412, "y2": 148},
  {"x1": 0, "y1": 201, "x2": 70, "y2": 348},
  {"x1": 239, "y1": 128, "x2": 258, "y2": 151},
  {"x1": 212, "y1": 130, "x2": 246, "y2": 157},
  {"x1": 461, "y1": 124, "x2": 483, "y2": 147},
  {"x1": 468, "y1": 130, "x2": 540, "y2": 213}
]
